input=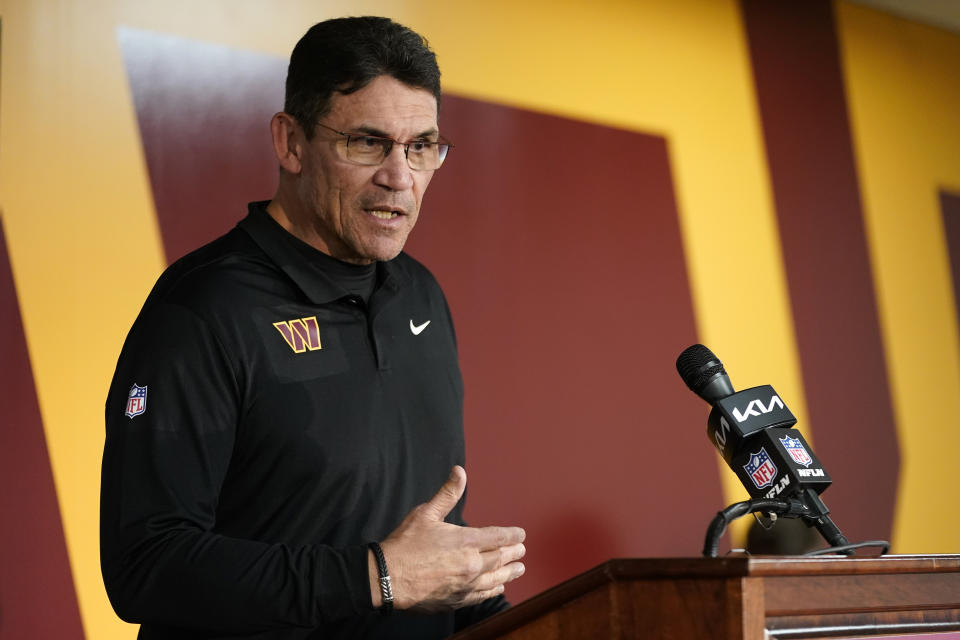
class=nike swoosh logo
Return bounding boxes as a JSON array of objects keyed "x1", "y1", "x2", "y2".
[{"x1": 410, "y1": 319, "x2": 431, "y2": 335}]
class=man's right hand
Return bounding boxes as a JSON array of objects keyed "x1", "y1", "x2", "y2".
[{"x1": 370, "y1": 466, "x2": 526, "y2": 613}]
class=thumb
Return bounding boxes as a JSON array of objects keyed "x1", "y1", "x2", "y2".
[{"x1": 422, "y1": 465, "x2": 466, "y2": 521}]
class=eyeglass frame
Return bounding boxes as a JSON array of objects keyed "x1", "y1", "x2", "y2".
[{"x1": 313, "y1": 121, "x2": 454, "y2": 171}]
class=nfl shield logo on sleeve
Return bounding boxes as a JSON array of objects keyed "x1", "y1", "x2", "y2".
[
  {"x1": 125, "y1": 384, "x2": 148, "y2": 418},
  {"x1": 779, "y1": 435, "x2": 813, "y2": 467}
]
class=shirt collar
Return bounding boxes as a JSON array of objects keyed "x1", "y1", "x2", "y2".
[{"x1": 237, "y1": 201, "x2": 408, "y2": 304}]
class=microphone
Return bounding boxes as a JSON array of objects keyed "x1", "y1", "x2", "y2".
[
  {"x1": 676, "y1": 343, "x2": 734, "y2": 404},
  {"x1": 677, "y1": 344, "x2": 850, "y2": 551}
]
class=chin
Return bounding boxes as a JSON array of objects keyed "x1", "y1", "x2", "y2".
[
  {"x1": 360, "y1": 238, "x2": 408, "y2": 263},
  {"x1": 371, "y1": 249, "x2": 404, "y2": 262}
]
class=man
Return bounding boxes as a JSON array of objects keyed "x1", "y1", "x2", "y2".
[{"x1": 101, "y1": 17, "x2": 525, "y2": 639}]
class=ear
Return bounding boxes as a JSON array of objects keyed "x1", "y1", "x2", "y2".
[{"x1": 270, "y1": 112, "x2": 304, "y2": 174}]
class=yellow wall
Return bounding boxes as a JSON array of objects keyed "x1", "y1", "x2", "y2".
[
  {"x1": 2, "y1": 1, "x2": 959, "y2": 637},
  {"x1": 837, "y1": 3, "x2": 960, "y2": 552}
]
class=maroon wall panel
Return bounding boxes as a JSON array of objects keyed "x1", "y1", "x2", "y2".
[
  {"x1": 943, "y1": 191, "x2": 960, "y2": 331},
  {"x1": 741, "y1": 0, "x2": 899, "y2": 543},
  {"x1": 122, "y1": 32, "x2": 721, "y2": 605},
  {"x1": 408, "y1": 97, "x2": 716, "y2": 599},
  {"x1": 118, "y1": 27, "x2": 285, "y2": 263},
  {"x1": 0, "y1": 216, "x2": 85, "y2": 639}
]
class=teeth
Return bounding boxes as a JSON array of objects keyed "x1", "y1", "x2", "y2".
[{"x1": 370, "y1": 210, "x2": 398, "y2": 220}]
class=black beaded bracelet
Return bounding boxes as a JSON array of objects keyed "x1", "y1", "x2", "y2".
[{"x1": 368, "y1": 542, "x2": 394, "y2": 615}]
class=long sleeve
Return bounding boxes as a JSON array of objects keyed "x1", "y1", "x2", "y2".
[{"x1": 101, "y1": 302, "x2": 372, "y2": 633}]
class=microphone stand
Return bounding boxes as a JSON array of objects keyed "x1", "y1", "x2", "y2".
[
  {"x1": 702, "y1": 490, "x2": 866, "y2": 558},
  {"x1": 798, "y1": 488, "x2": 851, "y2": 549}
]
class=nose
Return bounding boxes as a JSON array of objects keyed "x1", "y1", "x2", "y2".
[{"x1": 372, "y1": 143, "x2": 414, "y2": 191}]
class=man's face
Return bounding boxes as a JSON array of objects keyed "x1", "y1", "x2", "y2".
[{"x1": 295, "y1": 75, "x2": 439, "y2": 264}]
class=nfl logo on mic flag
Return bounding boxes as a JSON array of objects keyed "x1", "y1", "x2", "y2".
[
  {"x1": 126, "y1": 383, "x2": 147, "y2": 418},
  {"x1": 743, "y1": 447, "x2": 778, "y2": 489},
  {"x1": 780, "y1": 435, "x2": 813, "y2": 467}
]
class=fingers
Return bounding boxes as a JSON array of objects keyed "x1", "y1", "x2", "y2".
[
  {"x1": 421, "y1": 465, "x2": 467, "y2": 522},
  {"x1": 470, "y1": 559, "x2": 526, "y2": 595},
  {"x1": 450, "y1": 559, "x2": 525, "y2": 610},
  {"x1": 465, "y1": 584, "x2": 506, "y2": 606},
  {"x1": 477, "y1": 542, "x2": 526, "y2": 574},
  {"x1": 467, "y1": 525, "x2": 526, "y2": 551}
]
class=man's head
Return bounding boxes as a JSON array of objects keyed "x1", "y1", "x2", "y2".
[
  {"x1": 284, "y1": 16, "x2": 442, "y2": 139},
  {"x1": 268, "y1": 17, "x2": 447, "y2": 266}
]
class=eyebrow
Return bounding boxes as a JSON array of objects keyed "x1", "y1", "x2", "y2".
[{"x1": 352, "y1": 125, "x2": 440, "y2": 140}]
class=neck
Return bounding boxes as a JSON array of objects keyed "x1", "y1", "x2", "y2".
[{"x1": 265, "y1": 191, "x2": 374, "y2": 266}]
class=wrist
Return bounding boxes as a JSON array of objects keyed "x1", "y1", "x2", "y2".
[
  {"x1": 367, "y1": 548, "x2": 382, "y2": 608},
  {"x1": 367, "y1": 542, "x2": 394, "y2": 615}
]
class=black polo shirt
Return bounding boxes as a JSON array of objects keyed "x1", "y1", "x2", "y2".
[{"x1": 101, "y1": 202, "x2": 505, "y2": 639}]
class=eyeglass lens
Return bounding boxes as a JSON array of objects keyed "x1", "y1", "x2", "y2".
[{"x1": 342, "y1": 135, "x2": 448, "y2": 170}]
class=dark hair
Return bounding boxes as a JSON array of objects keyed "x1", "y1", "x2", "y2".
[{"x1": 284, "y1": 16, "x2": 441, "y2": 138}]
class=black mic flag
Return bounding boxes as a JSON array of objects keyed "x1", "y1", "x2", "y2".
[{"x1": 677, "y1": 344, "x2": 851, "y2": 552}]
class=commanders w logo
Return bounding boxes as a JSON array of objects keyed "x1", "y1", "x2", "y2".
[{"x1": 273, "y1": 316, "x2": 322, "y2": 353}]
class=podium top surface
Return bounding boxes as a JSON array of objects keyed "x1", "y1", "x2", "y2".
[{"x1": 601, "y1": 554, "x2": 960, "y2": 578}]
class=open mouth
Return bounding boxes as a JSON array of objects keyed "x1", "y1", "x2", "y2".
[{"x1": 368, "y1": 210, "x2": 401, "y2": 220}]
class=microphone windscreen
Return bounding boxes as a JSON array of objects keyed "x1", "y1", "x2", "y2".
[{"x1": 676, "y1": 344, "x2": 726, "y2": 394}]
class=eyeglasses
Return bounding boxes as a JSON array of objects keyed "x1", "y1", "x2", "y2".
[{"x1": 315, "y1": 122, "x2": 453, "y2": 171}]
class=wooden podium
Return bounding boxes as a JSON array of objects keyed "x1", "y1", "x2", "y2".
[{"x1": 452, "y1": 555, "x2": 960, "y2": 639}]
